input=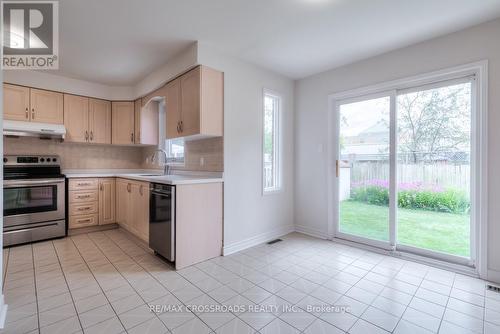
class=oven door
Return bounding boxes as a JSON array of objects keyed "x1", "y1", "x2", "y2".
[{"x1": 3, "y1": 178, "x2": 65, "y2": 227}]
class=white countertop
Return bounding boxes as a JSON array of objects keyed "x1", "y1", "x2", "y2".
[{"x1": 63, "y1": 169, "x2": 224, "y2": 185}]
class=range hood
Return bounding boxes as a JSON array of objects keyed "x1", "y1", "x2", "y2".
[{"x1": 3, "y1": 120, "x2": 66, "y2": 140}]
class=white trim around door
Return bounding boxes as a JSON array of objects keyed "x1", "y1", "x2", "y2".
[{"x1": 327, "y1": 61, "x2": 488, "y2": 278}]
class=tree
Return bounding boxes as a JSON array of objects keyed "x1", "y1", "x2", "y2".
[{"x1": 397, "y1": 83, "x2": 471, "y2": 163}]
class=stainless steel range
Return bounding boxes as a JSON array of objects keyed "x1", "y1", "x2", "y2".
[{"x1": 3, "y1": 155, "x2": 66, "y2": 246}]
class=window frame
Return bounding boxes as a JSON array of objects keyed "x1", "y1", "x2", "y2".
[
  {"x1": 164, "y1": 137, "x2": 185, "y2": 166},
  {"x1": 262, "y1": 89, "x2": 283, "y2": 194}
]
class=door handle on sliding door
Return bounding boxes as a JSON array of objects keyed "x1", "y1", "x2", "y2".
[{"x1": 336, "y1": 160, "x2": 339, "y2": 178}]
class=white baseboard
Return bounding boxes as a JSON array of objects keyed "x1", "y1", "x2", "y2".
[
  {"x1": 0, "y1": 295, "x2": 8, "y2": 329},
  {"x1": 223, "y1": 225, "x2": 295, "y2": 256},
  {"x1": 295, "y1": 224, "x2": 329, "y2": 240},
  {"x1": 488, "y1": 269, "x2": 500, "y2": 284}
]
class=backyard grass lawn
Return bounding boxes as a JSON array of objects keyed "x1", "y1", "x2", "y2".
[{"x1": 340, "y1": 201, "x2": 470, "y2": 257}]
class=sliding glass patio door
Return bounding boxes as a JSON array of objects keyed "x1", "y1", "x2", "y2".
[
  {"x1": 334, "y1": 77, "x2": 475, "y2": 264},
  {"x1": 337, "y1": 94, "x2": 392, "y2": 248}
]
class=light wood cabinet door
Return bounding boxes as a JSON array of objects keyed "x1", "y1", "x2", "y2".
[
  {"x1": 165, "y1": 78, "x2": 182, "y2": 139},
  {"x1": 89, "y1": 99, "x2": 111, "y2": 144},
  {"x1": 137, "y1": 100, "x2": 159, "y2": 145},
  {"x1": 130, "y1": 181, "x2": 149, "y2": 242},
  {"x1": 200, "y1": 66, "x2": 224, "y2": 136},
  {"x1": 30, "y1": 88, "x2": 64, "y2": 124},
  {"x1": 134, "y1": 99, "x2": 142, "y2": 144},
  {"x1": 115, "y1": 179, "x2": 129, "y2": 227},
  {"x1": 3, "y1": 84, "x2": 30, "y2": 121},
  {"x1": 64, "y1": 94, "x2": 89, "y2": 143},
  {"x1": 180, "y1": 66, "x2": 201, "y2": 137},
  {"x1": 99, "y1": 178, "x2": 115, "y2": 225},
  {"x1": 112, "y1": 102, "x2": 135, "y2": 145}
]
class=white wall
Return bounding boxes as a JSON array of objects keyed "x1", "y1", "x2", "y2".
[
  {"x1": 198, "y1": 44, "x2": 295, "y2": 254},
  {"x1": 294, "y1": 18, "x2": 500, "y2": 281},
  {"x1": 3, "y1": 43, "x2": 198, "y2": 101}
]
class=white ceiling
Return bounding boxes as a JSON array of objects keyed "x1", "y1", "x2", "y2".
[{"x1": 56, "y1": 0, "x2": 500, "y2": 85}]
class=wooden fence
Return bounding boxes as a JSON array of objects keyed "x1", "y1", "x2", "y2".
[{"x1": 350, "y1": 161, "x2": 470, "y2": 190}]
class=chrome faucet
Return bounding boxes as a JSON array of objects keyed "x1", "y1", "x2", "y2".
[{"x1": 149, "y1": 148, "x2": 174, "y2": 175}]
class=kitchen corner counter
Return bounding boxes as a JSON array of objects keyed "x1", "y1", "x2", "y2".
[{"x1": 63, "y1": 169, "x2": 224, "y2": 185}]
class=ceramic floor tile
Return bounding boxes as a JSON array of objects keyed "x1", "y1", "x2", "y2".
[
  {"x1": 361, "y1": 306, "x2": 399, "y2": 332},
  {"x1": 39, "y1": 302, "x2": 77, "y2": 328},
  {"x1": 40, "y1": 316, "x2": 81, "y2": 334},
  {"x1": 239, "y1": 311, "x2": 276, "y2": 330},
  {"x1": 442, "y1": 308, "x2": 483, "y2": 333},
  {"x1": 198, "y1": 311, "x2": 235, "y2": 330},
  {"x1": 349, "y1": 318, "x2": 390, "y2": 334},
  {"x1": 409, "y1": 297, "x2": 446, "y2": 318},
  {"x1": 241, "y1": 285, "x2": 272, "y2": 304},
  {"x1": 276, "y1": 286, "x2": 307, "y2": 304},
  {"x1": 439, "y1": 321, "x2": 477, "y2": 334},
  {"x1": 215, "y1": 317, "x2": 256, "y2": 334},
  {"x1": 319, "y1": 310, "x2": 357, "y2": 331},
  {"x1": 393, "y1": 319, "x2": 433, "y2": 334},
  {"x1": 402, "y1": 307, "x2": 441, "y2": 332},
  {"x1": 446, "y1": 297, "x2": 484, "y2": 319},
  {"x1": 304, "y1": 318, "x2": 345, "y2": 334},
  {"x1": 171, "y1": 316, "x2": 211, "y2": 334},
  {"x1": 126, "y1": 317, "x2": 168, "y2": 334},
  {"x1": 279, "y1": 309, "x2": 316, "y2": 331},
  {"x1": 260, "y1": 318, "x2": 300, "y2": 334},
  {"x1": 3, "y1": 231, "x2": 498, "y2": 334}
]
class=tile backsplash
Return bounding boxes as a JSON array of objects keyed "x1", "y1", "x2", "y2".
[
  {"x1": 4, "y1": 136, "x2": 224, "y2": 172},
  {"x1": 4, "y1": 137, "x2": 145, "y2": 169},
  {"x1": 142, "y1": 137, "x2": 223, "y2": 172}
]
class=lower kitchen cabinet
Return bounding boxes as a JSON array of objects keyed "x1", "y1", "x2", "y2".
[
  {"x1": 68, "y1": 178, "x2": 116, "y2": 229},
  {"x1": 98, "y1": 178, "x2": 115, "y2": 225},
  {"x1": 115, "y1": 178, "x2": 149, "y2": 242},
  {"x1": 175, "y1": 182, "x2": 223, "y2": 269}
]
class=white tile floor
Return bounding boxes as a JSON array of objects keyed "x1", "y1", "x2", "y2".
[{"x1": 1, "y1": 230, "x2": 500, "y2": 334}]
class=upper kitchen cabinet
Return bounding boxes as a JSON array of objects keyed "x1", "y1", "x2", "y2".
[
  {"x1": 3, "y1": 84, "x2": 64, "y2": 124},
  {"x1": 166, "y1": 65, "x2": 223, "y2": 139},
  {"x1": 111, "y1": 101, "x2": 135, "y2": 145},
  {"x1": 64, "y1": 95, "x2": 111, "y2": 144},
  {"x1": 134, "y1": 98, "x2": 159, "y2": 146},
  {"x1": 3, "y1": 84, "x2": 30, "y2": 121},
  {"x1": 89, "y1": 99, "x2": 112, "y2": 144},
  {"x1": 30, "y1": 88, "x2": 64, "y2": 124},
  {"x1": 64, "y1": 94, "x2": 89, "y2": 143}
]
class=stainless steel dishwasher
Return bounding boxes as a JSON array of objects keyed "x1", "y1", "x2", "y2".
[{"x1": 149, "y1": 183, "x2": 175, "y2": 262}]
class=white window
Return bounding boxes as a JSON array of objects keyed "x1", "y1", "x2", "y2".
[
  {"x1": 165, "y1": 138, "x2": 185, "y2": 165},
  {"x1": 263, "y1": 90, "x2": 282, "y2": 193}
]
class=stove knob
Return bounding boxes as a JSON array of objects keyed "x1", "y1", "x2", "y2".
[
  {"x1": 52, "y1": 158, "x2": 57, "y2": 162},
  {"x1": 40, "y1": 158, "x2": 45, "y2": 162},
  {"x1": 3, "y1": 158, "x2": 7, "y2": 163}
]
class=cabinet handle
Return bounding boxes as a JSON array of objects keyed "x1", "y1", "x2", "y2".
[
  {"x1": 79, "y1": 218, "x2": 92, "y2": 223},
  {"x1": 25, "y1": 107, "x2": 29, "y2": 119},
  {"x1": 180, "y1": 121, "x2": 183, "y2": 133},
  {"x1": 127, "y1": 183, "x2": 131, "y2": 192},
  {"x1": 90, "y1": 131, "x2": 93, "y2": 141},
  {"x1": 139, "y1": 185, "x2": 143, "y2": 195},
  {"x1": 85, "y1": 131, "x2": 89, "y2": 141},
  {"x1": 131, "y1": 133, "x2": 134, "y2": 143},
  {"x1": 176, "y1": 122, "x2": 180, "y2": 133},
  {"x1": 77, "y1": 194, "x2": 90, "y2": 199},
  {"x1": 77, "y1": 206, "x2": 91, "y2": 211},
  {"x1": 31, "y1": 108, "x2": 35, "y2": 119},
  {"x1": 100, "y1": 184, "x2": 103, "y2": 191},
  {"x1": 77, "y1": 182, "x2": 90, "y2": 186}
]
